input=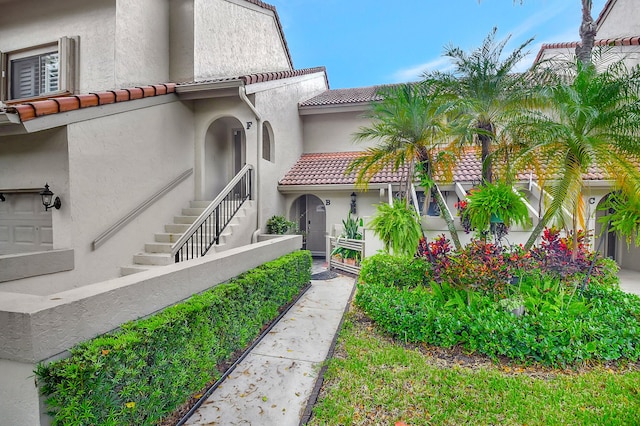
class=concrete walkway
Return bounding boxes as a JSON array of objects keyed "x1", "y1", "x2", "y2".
[
  {"x1": 618, "y1": 268, "x2": 640, "y2": 296},
  {"x1": 183, "y1": 263, "x2": 355, "y2": 426}
]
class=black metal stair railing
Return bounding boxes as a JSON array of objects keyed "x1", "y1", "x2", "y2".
[{"x1": 171, "y1": 165, "x2": 253, "y2": 263}]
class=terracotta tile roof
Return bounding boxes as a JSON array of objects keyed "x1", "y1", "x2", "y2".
[
  {"x1": 279, "y1": 151, "x2": 407, "y2": 185},
  {"x1": 299, "y1": 85, "x2": 388, "y2": 108},
  {"x1": 279, "y1": 150, "x2": 619, "y2": 186},
  {"x1": 534, "y1": 36, "x2": 640, "y2": 64},
  {"x1": 178, "y1": 66, "x2": 328, "y2": 87},
  {"x1": 1, "y1": 83, "x2": 176, "y2": 122}
]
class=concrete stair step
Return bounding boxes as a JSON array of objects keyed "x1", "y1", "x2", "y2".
[
  {"x1": 190, "y1": 200, "x2": 213, "y2": 208},
  {"x1": 144, "y1": 242, "x2": 173, "y2": 253},
  {"x1": 173, "y1": 215, "x2": 199, "y2": 224},
  {"x1": 165, "y1": 223, "x2": 190, "y2": 233},
  {"x1": 133, "y1": 253, "x2": 174, "y2": 266},
  {"x1": 182, "y1": 207, "x2": 206, "y2": 216},
  {"x1": 155, "y1": 232, "x2": 183, "y2": 243}
]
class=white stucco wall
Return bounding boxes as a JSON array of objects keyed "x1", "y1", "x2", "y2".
[
  {"x1": 0, "y1": 0, "x2": 117, "y2": 93},
  {"x1": 302, "y1": 110, "x2": 374, "y2": 153},
  {"x1": 0, "y1": 100, "x2": 196, "y2": 294},
  {"x1": 191, "y1": 73, "x2": 327, "y2": 232},
  {"x1": 65, "y1": 100, "x2": 195, "y2": 288},
  {"x1": 597, "y1": 0, "x2": 640, "y2": 39},
  {"x1": 193, "y1": 0, "x2": 291, "y2": 80},
  {"x1": 0, "y1": 128, "x2": 69, "y2": 193},
  {"x1": 170, "y1": 0, "x2": 196, "y2": 82},
  {"x1": 115, "y1": 0, "x2": 170, "y2": 87},
  {"x1": 253, "y1": 74, "x2": 328, "y2": 229}
]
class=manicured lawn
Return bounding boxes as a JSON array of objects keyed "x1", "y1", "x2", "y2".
[{"x1": 309, "y1": 310, "x2": 640, "y2": 426}]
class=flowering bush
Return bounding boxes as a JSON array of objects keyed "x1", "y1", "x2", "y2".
[{"x1": 418, "y1": 236, "x2": 533, "y2": 294}]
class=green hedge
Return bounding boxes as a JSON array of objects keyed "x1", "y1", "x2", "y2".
[{"x1": 36, "y1": 250, "x2": 312, "y2": 425}]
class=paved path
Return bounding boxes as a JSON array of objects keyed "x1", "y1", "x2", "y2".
[
  {"x1": 184, "y1": 268, "x2": 355, "y2": 426},
  {"x1": 618, "y1": 268, "x2": 640, "y2": 296}
]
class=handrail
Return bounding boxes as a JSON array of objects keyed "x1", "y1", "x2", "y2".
[
  {"x1": 172, "y1": 164, "x2": 253, "y2": 262},
  {"x1": 92, "y1": 168, "x2": 193, "y2": 250},
  {"x1": 410, "y1": 184, "x2": 421, "y2": 217}
]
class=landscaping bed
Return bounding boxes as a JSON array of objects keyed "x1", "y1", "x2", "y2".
[
  {"x1": 309, "y1": 308, "x2": 640, "y2": 425},
  {"x1": 36, "y1": 250, "x2": 312, "y2": 426}
]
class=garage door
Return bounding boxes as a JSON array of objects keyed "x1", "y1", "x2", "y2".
[{"x1": 0, "y1": 193, "x2": 53, "y2": 255}]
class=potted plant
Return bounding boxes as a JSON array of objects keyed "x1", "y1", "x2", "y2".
[
  {"x1": 331, "y1": 212, "x2": 363, "y2": 265},
  {"x1": 464, "y1": 182, "x2": 531, "y2": 237},
  {"x1": 498, "y1": 294, "x2": 526, "y2": 317},
  {"x1": 266, "y1": 215, "x2": 298, "y2": 235},
  {"x1": 369, "y1": 200, "x2": 422, "y2": 256}
]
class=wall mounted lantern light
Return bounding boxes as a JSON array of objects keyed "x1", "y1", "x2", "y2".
[
  {"x1": 40, "y1": 183, "x2": 61, "y2": 211},
  {"x1": 350, "y1": 192, "x2": 357, "y2": 215},
  {"x1": 0, "y1": 193, "x2": 5, "y2": 202}
]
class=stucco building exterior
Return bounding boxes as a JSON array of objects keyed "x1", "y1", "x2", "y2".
[{"x1": 0, "y1": 0, "x2": 638, "y2": 423}]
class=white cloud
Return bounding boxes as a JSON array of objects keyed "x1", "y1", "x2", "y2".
[{"x1": 391, "y1": 57, "x2": 453, "y2": 83}]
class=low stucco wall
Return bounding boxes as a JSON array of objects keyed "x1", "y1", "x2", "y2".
[{"x1": 0, "y1": 235, "x2": 302, "y2": 425}]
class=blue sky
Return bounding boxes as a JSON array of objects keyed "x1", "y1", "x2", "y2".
[{"x1": 269, "y1": 0, "x2": 608, "y2": 89}]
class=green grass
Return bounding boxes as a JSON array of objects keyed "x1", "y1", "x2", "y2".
[{"x1": 309, "y1": 311, "x2": 640, "y2": 426}]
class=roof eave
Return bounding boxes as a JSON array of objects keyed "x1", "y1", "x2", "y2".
[
  {"x1": 0, "y1": 112, "x2": 27, "y2": 135},
  {"x1": 298, "y1": 102, "x2": 372, "y2": 116},
  {"x1": 176, "y1": 80, "x2": 244, "y2": 100}
]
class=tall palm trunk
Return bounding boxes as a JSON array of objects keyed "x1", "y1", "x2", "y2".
[
  {"x1": 434, "y1": 186, "x2": 462, "y2": 250},
  {"x1": 524, "y1": 211, "x2": 551, "y2": 250},
  {"x1": 478, "y1": 122, "x2": 494, "y2": 184},
  {"x1": 576, "y1": 0, "x2": 596, "y2": 66},
  {"x1": 417, "y1": 155, "x2": 462, "y2": 250}
]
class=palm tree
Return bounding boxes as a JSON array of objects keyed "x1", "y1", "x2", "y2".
[
  {"x1": 514, "y1": 59, "x2": 640, "y2": 256},
  {"x1": 576, "y1": 0, "x2": 597, "y2": 65},
  {"x1": 347, "y1": 82, "x2": 463, "y2": 249},
  {"x1": 423, "y1": 27, "x2": 537, "y2": 184}
]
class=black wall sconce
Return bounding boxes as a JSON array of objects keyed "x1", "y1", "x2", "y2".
[
  {"x1": 0, "y1": 193, "x2": 5, "y2": 202},
  {"x1": 350, "y1": 192, "x2": 357, "y2": 214},
  {"x1": 40, "y1": 183, "x2": 61, "y2": 211}
]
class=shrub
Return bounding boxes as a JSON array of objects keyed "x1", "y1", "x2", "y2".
[
  {"x1": 266, "y1": 215, "x2": 297, "y2": 234},
  {"x1": 36, "y1": 251, "x2": 312, "y2": 425},
  {"x1": 530, "y1": 227, "x2": 599, "y2": 279},
  {"x1": 355, "y1": 252, "x2": 640, "y2": 366},
  {"x1": 359, "y1": 253, "x2": 430, "y2": 289}
]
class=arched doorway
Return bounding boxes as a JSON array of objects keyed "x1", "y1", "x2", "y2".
[
  {"x1": 204, "y1": 117, "x2": 245, "y2": 198},
  {"x1": 290, "y1": 195, "x2": 326, "y2": 257}
]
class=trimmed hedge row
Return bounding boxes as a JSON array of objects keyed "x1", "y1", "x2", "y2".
[{"x1": 36, "y1": 250, "x2": 312, "y2": 426}]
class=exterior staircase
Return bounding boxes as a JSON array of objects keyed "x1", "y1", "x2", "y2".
[{"x1": 120, "y1": 200, "x2": 253, "y2": 276}]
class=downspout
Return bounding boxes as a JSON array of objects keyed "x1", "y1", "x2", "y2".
[{"x1": 239, "y1": 86, "x2": 263, "y2": 243}]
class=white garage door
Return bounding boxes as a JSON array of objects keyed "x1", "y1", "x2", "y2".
[{"x1": 0, "y1": 193, "x2": 52, "y2": 255}]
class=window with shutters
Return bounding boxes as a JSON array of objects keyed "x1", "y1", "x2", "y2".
[{"x1": 1, "y1": 37, "x2": 76, "y2": 102}]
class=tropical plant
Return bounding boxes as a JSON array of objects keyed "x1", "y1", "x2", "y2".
[
  {"x1": 347, "y1": 82, "x2": 462, "y2": 249},
  {"x1": 423, "y1": 27, "x2": 539, "y2": 184},
  {"x1": 464, "y1": 181, "x2": 531, "y2": 236},
  {"x1": 369, "y1": 200, "x2": 422, "y2": 257},
  {"x1": 266, "y1": 215, "x2": 297, "y2": 235},
  {"x1": 331, "y1": 212, "x2": 363, "y2": 261},
  {"x1": 515, "y1": 59, "x2": 640, "y2": 254},
  {"x1": 599, "y1": 191, "x2": 640, "y2": 248}
]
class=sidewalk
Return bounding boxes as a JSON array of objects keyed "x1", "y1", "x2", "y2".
[{"x1": 183, "y1": 263, "x2": 355, "y2": 425}]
